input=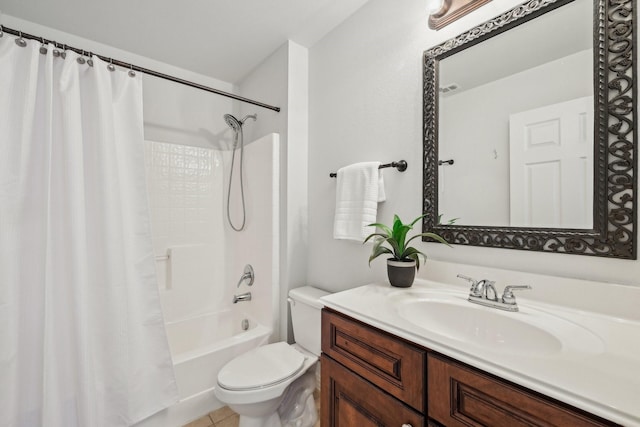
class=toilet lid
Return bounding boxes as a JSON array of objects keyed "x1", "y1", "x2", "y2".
[{"x1": 218, "y1": 342, "x2": 306, "y2": 391}]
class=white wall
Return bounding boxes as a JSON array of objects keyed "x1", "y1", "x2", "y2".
[
  {"x1": 239, "y1": 42, "x2": 309, "y2": 342},
  {"x1": 308, "y1": 0, "x2": 640, "y2": 291}
]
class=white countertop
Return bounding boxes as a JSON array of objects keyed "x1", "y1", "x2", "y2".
[{"x1": 321, "y1": 279, "x2": 640, "y2": 427}]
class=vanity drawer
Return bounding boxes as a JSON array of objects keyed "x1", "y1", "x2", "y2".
[
  {"x1": 321, "y1": 354, "x2": 425, "y2": 427},
  {"x1": 321, "y1": 308, "x2": 426, "y2": 412},
  {"x1": 427, "y1": 354, "x2": 617, "y2": 427}
]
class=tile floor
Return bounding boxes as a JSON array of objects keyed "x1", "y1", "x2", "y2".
[{"x1": 183, "y1": 390, "x2": 321, "y2": 427}]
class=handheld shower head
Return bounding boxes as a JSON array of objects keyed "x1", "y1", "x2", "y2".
[
  {"x1": 223, "y1": 113, "x2": 257, "y2": 132},
  {"x1": 223, "y1": 114, "x2": 243, "y2": 132},
  {"x1": 222, "y1": 112, "x2": 257, "y2": 232}
]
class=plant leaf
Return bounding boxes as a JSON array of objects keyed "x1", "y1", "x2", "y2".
[
  {"x1": 366, "y1": 214, "x2": 453, "y2": 267},
  {"x1": 363, "y1": 232, "x2": 390, "y2": 244},
  {"x1": 400, "y1": 246, "x2": 427, "y2": 261},
  {"x1": 404, "y1": 248, "x2": 427, "y2": 271},
  {"x1": 437, "y1": 214, "x2": 458, "y2": 225},
  {"x1": 368, "y1": 238, "x2": 393, "y2": 265},
  {"x1": 409, "y1": 213, "x2": 428, "y2": 227},
  {"x1": 383, "y1": 236, "x2": 401, "y2": 258},
  {"x1": 391, "y1": 216, "x2": 412, "y2": 255},
  {"x1": 366, "y1": 222, "x2": 392, "y2": 236}
]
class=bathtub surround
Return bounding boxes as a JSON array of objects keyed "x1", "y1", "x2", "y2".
[
  {"x1": 0, "y1": 36, "x2": 178, "y2": 426},
  {"x1": 144, "y1": 141, "x2": 226, "y2": 322},
  {"x1": 144, "y1": 126, "x2": 280, "y2": 333},
  {"x1": 136, "y1": 134, "x2": 280, "y2": 427}
]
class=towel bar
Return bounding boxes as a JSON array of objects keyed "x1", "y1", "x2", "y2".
[{"x1": 329, "y1": 160, "x2": 407, "y2": 178}]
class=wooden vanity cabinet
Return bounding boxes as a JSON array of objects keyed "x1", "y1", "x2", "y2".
[
  {"x1": 427, "y1": 354, "x2": 614, "y2": 427},
  {"x1": 321, "y1": 308, "x2": 618, "y2": 427},
  {"x1": 321, "y1": 355, "x2": 425, "y2": 427},
  {"x1": 321, "y1": 308, "x2": 426, "y2": 427}
]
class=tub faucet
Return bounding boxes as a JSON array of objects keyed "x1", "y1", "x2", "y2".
[
  {"x1": 233, "y1": 292, "x2": 252, "y2": 304},
  {"x1": 237, "y1": 264, "x2": 255, "y2": 288}
]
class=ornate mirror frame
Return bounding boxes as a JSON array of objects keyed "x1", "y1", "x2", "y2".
[{"x1": 423, "y1": 0, "x2": 637, "y2": 258}]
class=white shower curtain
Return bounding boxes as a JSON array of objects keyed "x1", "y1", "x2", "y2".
[{"x1": 0, "y1": 36, "x2": 179, "y2": 426}]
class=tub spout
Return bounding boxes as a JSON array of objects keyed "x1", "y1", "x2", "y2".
[{"x1": 233, "y1": 292, "x2": 252, "y2": 304}]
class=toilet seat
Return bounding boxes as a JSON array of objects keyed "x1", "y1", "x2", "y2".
[{"x1": 218, "y1": 342, "x2": 306, "y2": 391}]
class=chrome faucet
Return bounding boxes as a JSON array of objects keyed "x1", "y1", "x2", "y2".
[
  {"x1": 479, "y1": 280, "x2": 498, "y2": 301},
  {"x1": 233, "y1": 292, "x2": 252, "y2": 304},
  {"x1": 457, "y1": 274, "x2": 531, "y2": 312}
]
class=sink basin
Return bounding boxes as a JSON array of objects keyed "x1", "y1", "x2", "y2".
[{"x1": 395, "y1": 291, "x2": 603, "y2": 356}]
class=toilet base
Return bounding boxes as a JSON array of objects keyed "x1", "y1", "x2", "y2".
[{"x1": 238, "y1": 411, "x2": 281, "y2": 427}]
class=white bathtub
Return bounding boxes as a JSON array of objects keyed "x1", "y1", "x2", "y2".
[{"x1": 135, "y1": 309, "x2": 271, "y2": 427}]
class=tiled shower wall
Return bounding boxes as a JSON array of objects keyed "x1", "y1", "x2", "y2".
[
  {"x1": 144, "y1": 141, "x2": 226, "y2": 322},
  {"x1": 143, "y1": 135, "x2": 279, "y2": 335}
]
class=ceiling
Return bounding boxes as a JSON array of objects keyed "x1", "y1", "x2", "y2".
[{"x1": 0, "y1": 0, "x2": 369, "y2": 83}]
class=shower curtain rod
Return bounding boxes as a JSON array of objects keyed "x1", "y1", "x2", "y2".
[{"x1": 1, "y1": 26, "x2": 281, "y2": 113}]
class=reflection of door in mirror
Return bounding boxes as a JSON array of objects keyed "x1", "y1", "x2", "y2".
[
  {"x1": 437, "y1": 0, "x2": 592, "y2": 228},
  {"x1": 509, "y1": 97, "x2": 593, "y2": 229}
]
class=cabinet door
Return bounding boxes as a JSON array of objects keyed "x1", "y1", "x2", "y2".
[
  {"x1": 322, "y1": 355, "x2": 424, "y2": 427},
  {"x1": 427, "y1": 355, "x2": 617, "y2": 427},
  {"x1": 322, "y1": 309, "x2": 425, "y2": 412}
]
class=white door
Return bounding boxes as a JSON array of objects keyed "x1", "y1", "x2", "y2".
[{"x1": 509, "y1": 96, "x2": 593, "y2": 228}]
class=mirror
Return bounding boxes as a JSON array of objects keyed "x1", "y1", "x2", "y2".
[
  {"x1": 423, "y1": 0, "x2": 637, "y2": 258},
  {"x1": 438, "y1": 0, "x2": 592, "y2": 228}
]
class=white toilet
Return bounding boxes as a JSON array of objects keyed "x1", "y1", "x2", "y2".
[{"x1": 214, "y1": 286, "x2": 329, "y2": 427}]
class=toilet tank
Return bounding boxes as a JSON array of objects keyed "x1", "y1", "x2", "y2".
[{"x1": 288, "y1": 286, "x2": 330, "y2": 357}]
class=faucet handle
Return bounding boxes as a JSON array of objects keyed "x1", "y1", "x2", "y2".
[
  {"x1": 457, "y1": 274, "x2": 482, "y2": 297},
  {"x1": 237, "y1": 264, "x2": 255, "y2": 288},
  {"x1": 457, "y1": 274, "x2": 478, "y2": 287},
  {"x1": 501, "y1": 285, "x2": 532, "y2": 305}
]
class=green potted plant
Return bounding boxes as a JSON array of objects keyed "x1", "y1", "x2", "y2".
[{"x1": 364, "y1": 214, "x2": 450, "y2": 288}]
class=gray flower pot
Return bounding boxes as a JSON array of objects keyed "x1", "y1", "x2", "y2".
[{"x1": 386, "y1": 259, "x2": 416, "y2": 288}]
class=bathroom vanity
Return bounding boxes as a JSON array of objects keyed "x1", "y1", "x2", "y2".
[{"x1": 320, "y1": 281, "x2": 640, "y2": 427}]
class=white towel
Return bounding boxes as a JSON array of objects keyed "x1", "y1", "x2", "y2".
[{"x1": 333, "y1": 162, "x2": 386, "y2": 241}]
